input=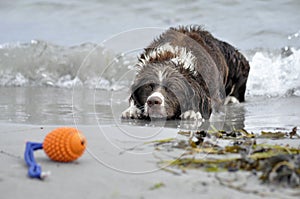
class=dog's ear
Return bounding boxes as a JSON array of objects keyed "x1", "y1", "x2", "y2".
[
  {"x1": 128, "y1": 95, "x2": 134, "y2": 104},
  {"x1": 186, "y1": 86, "x2": 212, "y2": 119},
  {"x1": 129, "y1": 80, "x2": 141, "y2": 106},
  {"x1": 129, "y1": 91, "x2": 139, "y2": 106},
  {"x1": 199, "y1": 95, "x2": 212, "y2": 120}
]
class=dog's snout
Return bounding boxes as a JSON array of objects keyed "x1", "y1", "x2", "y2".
[{"x1": 147, "y1": 96, "x2": 162, "y2": 107}]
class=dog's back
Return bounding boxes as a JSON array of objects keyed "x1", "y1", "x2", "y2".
[
  {"x1": 122, "y1": 25, "x2": 250, "y2": 120},
  {"x1": 145, "y1": 26, "x2": 250, "y2": 101}
]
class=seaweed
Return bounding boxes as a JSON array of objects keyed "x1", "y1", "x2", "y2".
[
  {"x1": 150, "y1": 126, "x2": 300, "y2": 188},
  {"x1": 149, "y1": 182, "x2": 165, "y2": 190},
  {"x1": 260, "y1": 127, "x2": 299, "y2": 139},
  {"x1": 289, "y1": 127, "x2": 300, "y2": 139},
  {"x1": 217, "y1": 128, "x2": 255, "y2": 139},
  {"x1": 260, "y1": 131, "x2": 287, "y2": 139},
  {"x1": 260, "y1": 154, "x2": 300, "y2": 188},
  {"x1": 144, "y1": 138, "x2": 175, "y2": 145}
]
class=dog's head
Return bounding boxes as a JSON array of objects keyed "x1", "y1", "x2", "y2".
[{"x1": 130, "y1": 62, "x2": 197, "y2": 119}]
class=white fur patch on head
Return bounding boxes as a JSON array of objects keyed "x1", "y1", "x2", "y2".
[
  {"x1": 137, "y1": 43, "x2": 197, "y2": 76},
  {"x1": 158, "y1": 70, "x2": 163, "y2": 83}
]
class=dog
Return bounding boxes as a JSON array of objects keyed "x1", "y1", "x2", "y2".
[{"x1": 122, "y1": 25, "x2": 250, "y2": 120}]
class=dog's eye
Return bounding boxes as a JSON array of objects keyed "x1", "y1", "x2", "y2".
[{"x1": 144, "y1": 84, "x2": 154, "y2": 91}]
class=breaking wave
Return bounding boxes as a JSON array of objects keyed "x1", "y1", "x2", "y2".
[
  {"x1": 246, "y1": 47, "x2": 300, "y2": 97},
  {"x1": 0, "y1": 40, "x2": 136, "y2": 90},
  {"x1": 0, "y1": 40, "x2": 300, "y2": 97}
]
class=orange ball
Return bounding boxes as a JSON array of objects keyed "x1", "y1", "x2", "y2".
[{"x1": 43, "y1": 127, "x2": 86, "y2": 162}]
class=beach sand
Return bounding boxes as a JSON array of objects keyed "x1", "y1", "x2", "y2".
[
  {"x1": 1, "y1": 125, "x2": 300, "y2": 198},
  {"x1": 0, "y1": 88, "x2": 300, "y2": 199}
]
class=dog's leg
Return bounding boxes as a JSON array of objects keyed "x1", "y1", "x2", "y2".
[
  {"x1": 232, "y1": 78, "x2": 248, "y2": 102},
  {"x1": 180, "y1": 110, "x2": 203, "y2": 120},
  {"x1": 121, "y1": 100, "x2": 142, "y2": 119},
  {"x1": 224, "y1": 84, "x2": 240, "y2": 104},
  {"x1": 224, "y1": 96, "x2": 240, "y2": 104},
  {"x1": 219, "y1": 41, "x2": 250, "y2": 103}
]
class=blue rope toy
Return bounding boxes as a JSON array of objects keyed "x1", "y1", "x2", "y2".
[{"x1": 24, "y1": 142, "x2": 50, "y2": 179}]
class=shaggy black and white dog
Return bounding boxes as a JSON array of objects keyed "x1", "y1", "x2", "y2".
[{"x1": 122, "y1": 25, "x2": 250, "y2": 120}]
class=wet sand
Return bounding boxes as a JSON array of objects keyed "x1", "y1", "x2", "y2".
[{"x1": 0, "y1": 88, "x2": 300, "y2": 198}]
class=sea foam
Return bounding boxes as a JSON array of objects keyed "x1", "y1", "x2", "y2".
[{"x1": 0, "y1": 40, "x2": 300, "y2": 97}]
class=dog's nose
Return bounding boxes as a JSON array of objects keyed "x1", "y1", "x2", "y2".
[{"x1": 147, "y1": 96, "x2": 162, "y2": 107}]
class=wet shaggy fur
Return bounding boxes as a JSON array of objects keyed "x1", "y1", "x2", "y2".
[{"x1": 123, "y1": 25, "x2": 250, "y2": 120}]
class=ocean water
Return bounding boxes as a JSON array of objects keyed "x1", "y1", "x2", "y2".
[{"x1": 0, "y1": 0, "x2": 300, "y2": 130}]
